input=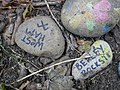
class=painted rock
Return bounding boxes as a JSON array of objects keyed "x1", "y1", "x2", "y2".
[
  {"x1": 61, "y1": 0, "x2": 120, "y2": 37},
  {"x1": 72, "y1": 40, "x2": 113, "y2": 80},
  {"x1": 15, "y1": 16, "x2": 65, "y2": 59}
]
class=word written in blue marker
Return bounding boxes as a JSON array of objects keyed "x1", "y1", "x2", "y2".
[
  {"x1": 21, "y1": 28, "x2": 45, "y2": 50},
  {"x1": 75, "y1": 45, "x2": 111, "y2": 76}
]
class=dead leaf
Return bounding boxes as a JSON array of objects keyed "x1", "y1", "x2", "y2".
[
  {"x1": 77, "y1": 40, "x2": 92, "y2": 52},
  {"x1": 45, "y1": 69, "x2": 73, "y2": 90},
  {"x1": 55, "y1": 65, "x2": 67, "y2": 76},
  {"x1": 19, "y1": 81, "x2": 30, "y2": 90},
  {"x1": 23, "y1": 3, "x2": 34, "y2": 19},
  {"x1": 114, "y1": 8, "x2": 120, "y2": 15},
  {"x1": 26, "y1": 82, "x2": 42, "y2": 90}
]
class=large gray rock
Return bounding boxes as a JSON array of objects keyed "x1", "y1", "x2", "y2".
[
  {"x1": 61, "y1": 0, "x2": 120, "y2": 37},
  {"x1": 15, "y1": 16, "x2": 65, "y2": 59},
  {"x1": 72, "y1": 40, "x2": 113, "y2": 80}
]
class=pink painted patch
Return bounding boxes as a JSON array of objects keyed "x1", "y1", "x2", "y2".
[{"x1": 93, "y1": 0, "x2": 111, "y2": 22}]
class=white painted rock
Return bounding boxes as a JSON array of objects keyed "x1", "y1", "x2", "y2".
[
  {"x1": 61, "y1": 0, "x2": 120, "y2": 37},
  {"x1": 72, "y1": 40, "x2": 113, "y2": 80},
  {"x1": 15, "y1": 16, "x2": 65, "y2": 59}
]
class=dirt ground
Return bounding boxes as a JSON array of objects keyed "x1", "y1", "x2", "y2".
[{"x1": 0, "y1": 0, "x2": 120, "y2": 90}]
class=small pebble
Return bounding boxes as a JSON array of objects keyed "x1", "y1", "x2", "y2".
[
  {"x1": 72, "y1": 40, "x2": 113, "y2": 80},
  {"x1": 15, "y1": 16, "x2": 65, "y2": 59},
  {"x1": 61, "y1": 0, "x2": 120, "y2": 37}
]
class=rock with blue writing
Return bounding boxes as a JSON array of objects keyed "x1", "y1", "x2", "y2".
[
  {"x1": 15, "y1": 16, "x2": 65, "y2": 59},
  {"x1": 72, "y1": 40, "x2": 113, "y2": 80},
  {"x1": 61, "y1": 0, "x2": 120, "y2": 37}
]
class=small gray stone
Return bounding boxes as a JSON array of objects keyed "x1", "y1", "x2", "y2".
[
  {"x1": 61, "y1": 0, "x2": 120, "y2": 37},
  {"x1": 72, "y1": 40, "x2": 113, "y2": 80},
  {"x1": 15, "y1": 16, "x2": 65, "y2": 59}
]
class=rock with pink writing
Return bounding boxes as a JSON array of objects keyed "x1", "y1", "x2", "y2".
[
  {"x1": 61, "y1": 0, "x2": 119, "y2": 37},
  {"x1": 15, "y1": 16, "x2": 65, "y2": 59},
  {"x1": 72, "y1": 40, "x2": 113, "y2": 80}
]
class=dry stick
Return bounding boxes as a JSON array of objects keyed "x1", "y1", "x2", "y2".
[
  {"x1": 18, "y1": 62, "x2": 44, "y2": 77},
  {"x1": 19, "y1": 1, "x2": 62, "y2": 7},
  {"x1": 44, "y1": 0, "x2": 64, "y2": 31},
  {"x1": 9, "y1": 1, "x2": 61, "y2": 10},
  {"x1": 44, "y1": 0, "x2": 79, "y2": 53},
  {"x1": 0, "y1": 7, "x2": 17, "y2": 9},
  {"x1": 44, "y1": 0, "x2": 80, "y2": 53},
  {"x1": 32, "y1": 1, "x2": 62, "y2": 7},
  {"x1": 16, "y1": 56, "x2": 89, "y2": 82},
  {"x1": 0, "y1": 1, "x2": 62, "y2": 9},
  {"x1": 11, "y1": 15, "x2": 22, "y2": 45}
]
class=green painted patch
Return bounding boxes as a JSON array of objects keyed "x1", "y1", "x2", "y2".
[
  {"x1": 86, "y1": 20, "x2": 96, "y2": 31},
  {"x1": 87, "y1": 1, "x2": 93, "y2": 11}
]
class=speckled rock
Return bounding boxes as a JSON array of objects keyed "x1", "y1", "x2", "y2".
[
  {"x1": 72, "y1": 40, "x2": 113, "y2": 80},
  {"x1": 61, "y1": 0, "x2": 120, "y2": 37},
  {"x1": 15, "y1": 16, "x2": 65, "y2": 59}
]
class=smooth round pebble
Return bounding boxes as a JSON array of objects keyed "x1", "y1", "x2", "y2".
[
  {"x1": 15, "y1": 16, "x2": 65, "y2": 59},
  {"x1": 61, "y1": 0, "x2": 120, "y2": 37},
  {"x1": 72, "y1": 40, "x2": 113, "y2": 80}
]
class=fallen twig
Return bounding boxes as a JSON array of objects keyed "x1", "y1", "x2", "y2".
[
  {"x1": 0, "y1": 44, "x2": 44, "y2": 78},
  {"x1": 44, "y1": 0, "x2": 80, "y2": 54},
  {"x1": 0, "y1": 1, "x2": 63, "y2": 9},
  {"x1": 44, "y1": 0, "x2": 64, "y2": 31},
  {"x1": 18, "y1": 0, "x2": 63, "y2": 7},
  {"x1": 19, "y1": 81, "x2": 30, "y2": 90},
  {"x1": 16, "y1": 54, "x2": 91, "y2": 83},
  {"x1": 18, "y1": 62, "x2": 44, "y2": 77},
  {"x1": 32, "y1": 1, "x2": 62, "y2": 7},
  {"x1": 10, "y1": 7, "x2": 24, "y2": 45},
  {"x1": 10, "y1": 16, "x2": 22, "y2": 45}
]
